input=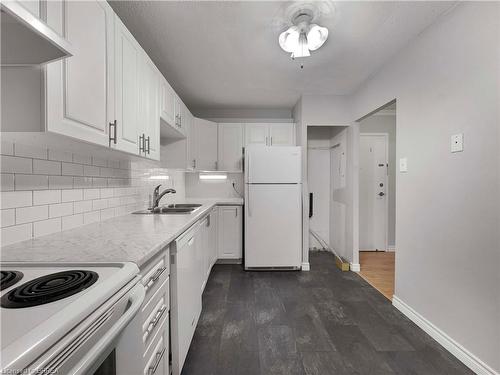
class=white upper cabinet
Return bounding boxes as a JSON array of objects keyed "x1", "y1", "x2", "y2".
[
  {"x1": 244, "y1": 123, "x2": 295, "y2": 147},
  {"x1": 218, "y1": 123, "x2": 244, "y2": 172},
  {"x1": 245, "y1": 123, "x2": 269, "y2": 146},
  {"x1": 160, "y1": 78, "x2": 176, "y2": 127},
  {"x1": 138, "y1": 55, "x2": 160, "y2": 160},
  {"x1": 113, "y1": 17, "x2": 140, "y2": 155},
  {"x1": 46, "y1": 0, "x2": 115, "y2": 147},
  {"x1": 193, "y1": 118, "x2": 218, "y2": 171},
  {"x1": 269, "y1": 123, "x2": 295, "y2": 146}
]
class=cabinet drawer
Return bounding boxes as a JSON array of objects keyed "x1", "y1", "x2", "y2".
[
  {"x1": 143, "y1": 314, "x2": 169, "y2": 375},
  {"x1": 142, "y1": 279, "x2": 169, "y2": 345},
  {"x1": 141, "y1": 250, "x2": 169, "y2": 299}
]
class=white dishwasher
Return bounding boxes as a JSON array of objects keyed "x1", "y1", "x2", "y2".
[{"x1": 170, "y1": 222, "x2": 203, "y2": 375}]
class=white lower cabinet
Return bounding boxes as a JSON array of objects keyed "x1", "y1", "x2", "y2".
[
  {"x1": 218, "y1": 205, "x2": 243, "y2": 260},
  {"x1": 116, "y1": 248, "x2": 170, "y2": 375}
]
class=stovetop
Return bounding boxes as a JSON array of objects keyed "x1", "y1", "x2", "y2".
[{"x1": 0, "y1": 262, "x2": 139, "y2": 368}]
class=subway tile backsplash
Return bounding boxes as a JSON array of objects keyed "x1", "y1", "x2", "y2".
[{"x1": 0, "y1": 140, "x2": 185, "y2": 246}]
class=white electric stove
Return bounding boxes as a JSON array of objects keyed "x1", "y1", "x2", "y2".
[{"x1": 0, "y1": 262, "x2": 145, "y2": 375}]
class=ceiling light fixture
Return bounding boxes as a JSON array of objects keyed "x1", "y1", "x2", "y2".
[{"x1": 278, "y1": 8, "x2": 329, "y2": 67}]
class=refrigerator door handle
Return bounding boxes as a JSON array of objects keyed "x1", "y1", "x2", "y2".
[{"x1": 247, "y1": 188, "x2": 251, "y2": 217}]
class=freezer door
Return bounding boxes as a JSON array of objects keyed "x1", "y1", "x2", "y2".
[
  {"x1": 245, "y1": 146, "x2": 301, "y2": 183},
  {"x1": 245, "y1": 184, "x2": 302, "y2": 268}
]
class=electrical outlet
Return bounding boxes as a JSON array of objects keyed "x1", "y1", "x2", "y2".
[{"x1": 451, "y1": 133, "x2": 464, "y2": 153}]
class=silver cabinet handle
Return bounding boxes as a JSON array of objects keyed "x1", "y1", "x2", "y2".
[
  {"x1": 144, "y1": 266, "x2": 166, "y2": 292},
  {"x1": 146, "y1": 136, "x2": 150, "y2": 154},
  {"x1": 145, "y1": 304, "x2": 167, "y2": 339},
  {"x1": 271, "y1": 136, "x2": 273, "y2": 146},
  {"x1": 265, "y1": 136, "x2": 268, "y2": 146},
  {"x1": 109, "y1": 120, "x2": 117, "y2": 146},
  {"x1": 148, "y1": 347, "x2": 166, "y2": 375},
  {"x1": 192, "y1": 159, "x2": 196, "y2": 169},
  {"x1": 139, "y1": 133, "x2": 145, "y2": 153},
  {"x1": 215, "y1": 160, "x2": 218, "y2": 170}
]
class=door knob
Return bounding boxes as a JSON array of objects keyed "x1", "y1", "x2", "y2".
[{"x1": 378, "y1": 192, "x2": 385, "y2": 197}]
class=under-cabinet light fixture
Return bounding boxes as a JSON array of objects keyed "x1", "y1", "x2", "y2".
[
  {"x1": 149, "y1": 175, "x2": 170, "y2": 180},
  {"x1": 199, "y1": 173, "x2": 227, "y2": 181}
]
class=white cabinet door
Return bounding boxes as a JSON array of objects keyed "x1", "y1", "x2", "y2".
[
  {"x1": 139, "y1": 55, "x2": 160, "y2": 160},
  {"x1": 245, "y1": 123, "x2": 269, "y2": 146},
  {"x1": 113, "y1": 17, "x2": 140, "y2": 155},
  {"x1": 218, "y1": 123, "x2": 244, "y2": 172},
  {"x1": 160, "y1": 78, "x2": 176, "y2": 127},
  {"x1": 218, "y1": 206, "x2": 242, "y2": 260},
  {"x1": 269, "y1": 123, "x2": 295, "y2": 146},
  {"x1": 46, "y1": 0, "x2": 114, "y2": 147},
  {"x1": 195, "y1": 118, "x2": 218, "y2": 170},
  {"x1": 209, "y1": 208, "x2": 218, "y2": 269}
]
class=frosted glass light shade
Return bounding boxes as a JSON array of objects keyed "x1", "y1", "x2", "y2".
[
  {"x1": 306, "y1": 24, "x2": 328, "y2": 51},
  {"x1": 292, "y1": 33, "x2": 310, "y2": 58},
  {"x1": 279, "y1": 26, "x2": 300, "y2": 53}
]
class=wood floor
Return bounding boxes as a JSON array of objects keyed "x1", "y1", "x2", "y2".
[
  {"x1": 359, "y1": 251, "x2": 395, "y2": 300},
  {"x1": 181, "y1": 251, "x2": 472, "y2": 375}
]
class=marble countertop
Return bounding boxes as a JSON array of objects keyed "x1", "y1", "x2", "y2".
[{"x1": 0, "y1": 198, "x2": 243, "y2": 268}]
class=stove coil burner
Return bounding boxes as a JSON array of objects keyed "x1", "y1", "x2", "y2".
[
  {"x1": 0, "y1": 271, "x2": 24, "y2": 291},
  {"x1": 1, "y1": 270, "x2": 98, "y2": 308}
]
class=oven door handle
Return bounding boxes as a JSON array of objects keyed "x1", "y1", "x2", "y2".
[{"x1": 71, "y1": 282, "x2": 145, "y2": 375}]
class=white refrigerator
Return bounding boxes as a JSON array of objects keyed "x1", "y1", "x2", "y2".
[{"x1": 244, "y1": 145, "x2": 302, "y2": 270}]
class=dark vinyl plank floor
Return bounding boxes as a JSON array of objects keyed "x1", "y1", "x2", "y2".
[{"x1": 181, "y1": 251, "x2": 473, "y2": 375}]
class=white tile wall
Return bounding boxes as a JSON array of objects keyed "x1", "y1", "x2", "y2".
[{"x1": 0, "y1": 140, "x2": 185, "y2": 246}]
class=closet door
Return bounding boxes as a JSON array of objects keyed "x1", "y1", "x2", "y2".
[{"x1": 46, "y1": 0, "x2": 114, "y2": 146}]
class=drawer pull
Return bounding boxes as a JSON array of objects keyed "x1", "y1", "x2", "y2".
[
  {"x1": 147, "y1": 347, "x2": 166, "y2": 375},
  {"x1": 145, "y1": 266, "x2": 167, "y2": 291},
  {"x1": 145, "y1": 304, "x2": 167, "y2": 339}
]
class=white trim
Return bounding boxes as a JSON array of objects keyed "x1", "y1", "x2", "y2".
[
  {"x1": 301, "y1": 262, "x2": 310, "y2": 271},
  {"x1": 387, "y1": 245, "x2": 396, "y2": 252},
  {"x1": 349, "y1": 262, "x2": 360, "y2": 272},
  {"x1": 392, "y1": 296, "x2": 499, "y2": 375},
  {"x1": 371, "y1": 109, "x2": 396, "y2": 116}
]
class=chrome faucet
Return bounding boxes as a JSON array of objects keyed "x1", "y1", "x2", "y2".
[{"x1": 151, "y1": 185, "x2": 176, "y2": 210}]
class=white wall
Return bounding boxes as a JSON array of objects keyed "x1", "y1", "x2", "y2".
[
  {"x1": 359, "y1": 113, "x2": 397, "y2": 248},
  {"x1": 307, "y1": 127, "x2": 332, "y2": 249},
  {"x1": 351, "y1": 3, "x2": 499, "y2": 372}
]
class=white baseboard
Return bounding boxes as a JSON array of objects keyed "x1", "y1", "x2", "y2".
[
  {"x1": 350, "y1": 262, "x2": 360, "y2": 272},
  {"x1": 301, "y1": 262, "x2": 310, "y2": 271},
  {"x1": 387, "y1": 245, "x2": 396, "y2": 252},
  {"x1": 392, "y1": 296, "x2": 498, "y2": 375}
]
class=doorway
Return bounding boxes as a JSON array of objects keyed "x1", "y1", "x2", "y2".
[{"x1": 357, "y1": 102, "x2": 396, "y2": 299}]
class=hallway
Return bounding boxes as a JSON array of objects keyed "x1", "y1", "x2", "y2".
[{"x1": 181, "y1": 252, "x2": 471, "y2": 375}]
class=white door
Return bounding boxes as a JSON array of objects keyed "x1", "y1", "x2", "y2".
[
  {"x1": 218, "y1": 206, "x2": 242, "y2": 259},
  {"x1": 269, "y1": 123, "x2": 295, "y2": 146},
  {"x1": 114, "y1": 17, "x2": 140, "y2": 155},
  {"x1": 245, "y1": 184, "x2": 302, "y2": 268},
  {"x1": 218, "y1": 123, "x2": 244, "y2": 171},
  {"x1": 195, "y1": 118, "x2": 218, "y2": 170},
  {"x1": 245, "y1": 123, "x2": 269, "y2": 146},
  {"x1": 46, "y1": 0, "x2": 114, "y2": 146},
  {"x1": 359, "y1": 134, "x2": 388, "y2": 251}
]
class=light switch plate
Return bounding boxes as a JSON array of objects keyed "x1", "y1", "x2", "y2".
[
  {"x1": 399, "y1": 158, "x2": 408, "y2": 173},
  {"x1": 451, "y1": 133, "x2": 464, "y2": 153}
]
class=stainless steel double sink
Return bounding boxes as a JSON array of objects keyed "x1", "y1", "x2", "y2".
[{"x1": 132, "y1": 203, "x2": 202, "y2": 215}]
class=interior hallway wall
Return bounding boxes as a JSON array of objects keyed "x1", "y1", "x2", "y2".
[
  {"x1": 359, "y1": 113, "x2": 397, "y2": 249},
  {"x1": 307, "y1": 127, "x2": 332, "y2": 249},
  {"x1": 352, "y1": 3, "x2": 500, "y2": 371}
]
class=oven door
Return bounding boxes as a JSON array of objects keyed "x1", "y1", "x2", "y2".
[{"x1": 28, "y1": 280, "x2": 145, "y2": 375}]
